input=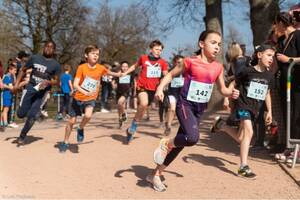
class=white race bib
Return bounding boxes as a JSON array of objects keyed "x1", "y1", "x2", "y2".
[
  {"x1": 147, "y1": 66, "x2": 161, "y2": 78},
  {"x1": 187, "y1": 80, "x2": 213, "y2": 103},
  {"x1": 247, "y1": 81, "x2": 268, "y2": 100},
  {"x1": 81, "y1": 76, "x2": 99, "y2": 93},
  {"x1": 119, "y1": 75, "x2": 131, "y2": 84},
  {"x1": 171, "y1": 77, "x2": 184, "y2": 88}
]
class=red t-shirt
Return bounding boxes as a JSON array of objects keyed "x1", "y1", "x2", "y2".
[{"x1": 136, "y1": 55, "x2": 168, "y2": 91}]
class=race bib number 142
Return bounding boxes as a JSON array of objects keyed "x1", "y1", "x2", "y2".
[{"x1": 187, "y1": 80, "x2": 213, "y2": 103}]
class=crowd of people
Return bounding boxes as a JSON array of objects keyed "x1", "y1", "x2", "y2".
[{"x1": 0, "y1": 9, "x2": 300, "y2": 192}]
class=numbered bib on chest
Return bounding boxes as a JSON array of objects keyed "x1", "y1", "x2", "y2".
[
  {"x1": 187, "y1": 80, "x2": 213, "y2": 103},
  {"x1": 171, "y1": 77, "x2": 184, "y2": 88},
  {"x1": 147, "y1": 66, "x2": 161, "y2": 78},
  {"x1": 119, "y1": 75, "x2": 131, "y2": 84},
  {"x1": 247, "y1": 81, "x2": 268, "y2": 100},
  {"x1": 81, "y1": 76, "x2": 99, "y2": 93}
]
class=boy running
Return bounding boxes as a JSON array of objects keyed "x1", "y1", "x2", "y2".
[
  {"x1": 211, "y1": 43, "x2": 275, "y2": 178},
  {"x1": 59, "y1": 45, "x2": 121, "y2": 153}
]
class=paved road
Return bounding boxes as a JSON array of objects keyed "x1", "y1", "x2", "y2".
[{"x1": 0, "y1": 109, "x2": 299, "y2": 199}]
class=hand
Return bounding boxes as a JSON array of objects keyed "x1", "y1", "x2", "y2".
[
  {"x1": 231, "y1": 88, "x2": 239, "y2": 99},
  {"x1": 223, "y1": 97, "x2": 231, "y2": 111},
  {"x1": 39, "y1": 80, "x2": 51, "y2": 90},
  {"x1": 85, "y1": 91, "x2": 96, "y2": 96},
  {"x1": 276, "y1": 53, "x2": 290, "y2": 63},
  {"x1": 265, "y1": 111, "x2": 272, "y2": 125},
  {"x1": 155, "y1": 87, "x2": 164, "y2": 102}
]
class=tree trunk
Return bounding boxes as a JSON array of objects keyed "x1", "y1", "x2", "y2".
[
  {"x1": 205, "y1": 0, "x2": 224, "y2": 111},
  {"x1": 249, "y1": 0, "x2": 280, "y2": 47}
]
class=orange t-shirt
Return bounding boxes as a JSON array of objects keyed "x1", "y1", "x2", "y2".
[{"x1": 74, "y1": 63, "x2": 108, "y2": 101}]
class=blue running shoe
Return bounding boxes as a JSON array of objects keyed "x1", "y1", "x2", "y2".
[
  {"x1": 126, "y1": 121, "x2": 137, "y2": 143},
  {"x1": 59, "y1": 142, "x2": 69, "y2": 153},
  {"x1": 77, "y1": 128, "x2": 84, "y2": 142}
]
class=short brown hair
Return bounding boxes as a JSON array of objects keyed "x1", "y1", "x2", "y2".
[
  {"x1": 149, "y1": 40, "x2": 164, "y2": 49},
  {"x1": 63, "y1": 64, "x2": 71, "y2": 72},
  {"x1": 84, "y1": 45, "x2": 100, "y2": 55}
]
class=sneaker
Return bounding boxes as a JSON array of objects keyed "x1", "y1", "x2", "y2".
[
  {"x1": 146, "y1": 174, "x2": 166, "y2": 192},
  {"x1": 17, "y1": 137, "x2": 25, "y2": 146},
  {"x1": 126, "y1": 121, "x2": 137, "y2": 143},
  {"x1": 77, "y1": 128, "x2": 84, "y2": 142},
  {"x1": 164, "y1": 127, "x2": 171, "y2": 136},
  {"x1": 8, "y1": 122, "x2": 19, "y2": 128},
  {"x1": 121, "y1": 112, "x2": 127, "y2": 122},
  {"x1": 59, "y1": 142, "x2": 69, "y2": 153},
  {"x1": 210, "y1": 116, "x2": 225, "y2": 133},
  {"x1": 154, "y1": 138, "x2": 172, "y2": 165},
  {"x1": 101, "y1": 108, "x2": 110, "y2": 113},
  {"x1": 41, "y1": 110, "x2": 48, "y2": 118},
  {"x1": 237, "y1": 165, "x2": 256, "y2": 178},
  {"x1": 56, "y1": 113, "x2": 63, "y2": 121}
]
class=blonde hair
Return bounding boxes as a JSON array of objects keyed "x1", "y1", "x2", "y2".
[{"x1": 227, "y1": 42, "x2": 242, "y2": 63}]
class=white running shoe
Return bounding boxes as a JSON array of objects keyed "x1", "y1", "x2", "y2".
[
  {"x1": 101, "y1": 108, "x2": 110, "y2": 113},
  {"x1": 8, "y1": 122, "x2": 19, "y2": 128},
  {"x1": 146, "y1": 174, "x2": 166, "y2": 192}
]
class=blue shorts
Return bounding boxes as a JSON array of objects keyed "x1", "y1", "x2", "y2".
[
  {"x1": 69, "y1": 99, "x2": 96, "y2": 117},
  {"x1": 236, "y1": 109, "x2": 254, "y2": 121},
  {"x1": 2, "y1": 97, "x2": 12, "y2": 107}
]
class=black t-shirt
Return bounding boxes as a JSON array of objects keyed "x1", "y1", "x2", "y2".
[
  {"x1": 277, "y1": 30, "x2": 300, "y2": 89},
  {"x1": 234, "y1": 57, "x2": 249, "y2": 76},
  {"x1": 25, "y1": 54, "x2": 61, "y2": 90},
  {"x1": 235, "y1": 66, "x2": 274, "y2": 118},
  {"x1": 115, "y1": 74, "x2": 134, "y2": 94}
]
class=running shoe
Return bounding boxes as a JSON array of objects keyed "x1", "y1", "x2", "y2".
[
  {"x1": 17, "y1": 137, "x2": 25, "y2": 146},
  {"x1": 126, "y1": 120, "x2": 137, "y2": 143},
  {"x1": 153, "y1": 138, "x2": 172, "y2": 165},
  {"x1": 8, "y1": 122, "x2": 19, "y2": 128},
  {"x1": 210, "y1": 116, "x2": 225, "y2": 133},
  {"x1": 237, "y1": 165, "x2": 256, "y2": 178},
  {"x1": 77, "y1": 128, "x2": 84, "y2": 142},
  {"x1": 121, "y1": 112, "x2": 127, "y2": 122},
  {"x1": 59, "y1": 142, "x2": 69, "y2": 153},
  {"x1": 146, "y1": 174, "x2": 166, "y2": 192}
]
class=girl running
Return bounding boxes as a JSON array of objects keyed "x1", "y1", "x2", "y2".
[
  {"x1": 146, "y1": 30, "x2": 239, "y2": 192},
  {"x1": 112, "y1": 61, "x2": 134, "y2": 128}
]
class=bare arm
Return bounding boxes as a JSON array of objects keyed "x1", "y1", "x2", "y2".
[
  {"x1": 155, "y1": 61, "x2": 184, "y2": 101},
  {"x1": 216, "y1": 68, "x2": 239, "y2": 98},
  {"x1": 15, "y1": 66, "x2": 26, "y2": 89},
  {"x1": 265, "y1": 90, "x2": 272, "y2": 125},
  {"x1": 122, "y1": 63, "x2": 138, "y2": 76}
]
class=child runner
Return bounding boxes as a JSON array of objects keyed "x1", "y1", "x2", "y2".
[
  {"x1": 58, "y1": 64, "x2": 73, "y2": 119},
  {"x1": 211, "y1": 43, "x2": 274, "y2": 178},
  {"x1": 0, "y1": 63, "x2": 17, "y2": 131},
  {"x1": 112, "y1": 61, "x2": 134, "y2": 128},
  {"x1": 146, "y1": 30, "x2": 239, "y2": 192},
  {"x1": 123, "y1": 40, "x2": 168, "y2": 143},
  {"x1": 164, "y1": 55, "x2": 184, "y2": 135},
  {"x1": 59, "y1": 45, "x2": 121, "y2": 153},
  {"x1": 15, "y1": 40, "x2": 61, "y2": 145}
]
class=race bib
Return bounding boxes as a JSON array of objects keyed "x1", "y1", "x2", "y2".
[
  {"x1": 171, "y1": 77, "x2": 184, "y2": 88},
  {"x1": 187, "y1": 80, "x2": 213, "y2": 103},
  {"x1": 247, "y1": 81, "x2": 268, "y2": 100},
  {"x1": 147, "y1": 66, "x2": 161, "y2": 78},
  {"x1": 119, "y1": 75, "x2": 131, "y2": 84},
  {"x1": 81, "y1": 76, "x2": 99, "y2": 93}
]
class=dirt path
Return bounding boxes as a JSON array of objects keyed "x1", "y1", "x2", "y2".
[{"x1": 0, "y1": 109, "x2": 299, "y2": 199}]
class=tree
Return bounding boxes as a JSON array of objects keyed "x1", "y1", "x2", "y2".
[
  {"x1": 249, "y1": 0, "x2": 280, "y2": 46},
  {"x1": 93, "y1": 2, "x2": 153, "y2": 64},
  {"x1": 2, "y1": 0, "x2": 90, "y2": 66}
]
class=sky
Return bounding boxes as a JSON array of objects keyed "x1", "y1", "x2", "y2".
[{"x1": 86, "y1": 0, "x2": 299, "y2": 59}]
